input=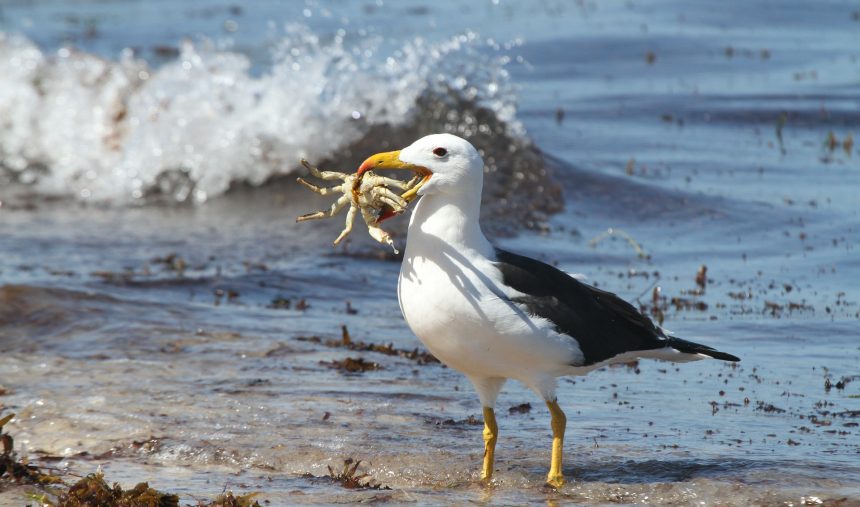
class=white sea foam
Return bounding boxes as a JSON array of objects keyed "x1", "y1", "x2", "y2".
[{"x1": 0, "y1": 29, "x2": 521, "y2": 203}]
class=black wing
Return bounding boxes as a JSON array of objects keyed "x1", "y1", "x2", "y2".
[{"x1": 494, "y1": 248, "x2": 739, "y2": 365}]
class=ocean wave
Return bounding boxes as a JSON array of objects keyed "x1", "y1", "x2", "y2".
[{"x1": 0, "y1": 27, "x2": 558, "y2": 222}]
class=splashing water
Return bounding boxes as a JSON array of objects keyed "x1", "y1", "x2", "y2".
[{"x1": 0, "y1": 28, "x2": 523, "y2": 204}]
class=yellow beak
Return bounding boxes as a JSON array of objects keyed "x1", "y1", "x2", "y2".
[{"x1": 356, "y1": 150, "x2": 432, "y2": 202}]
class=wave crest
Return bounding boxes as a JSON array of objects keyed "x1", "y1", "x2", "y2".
[{"x1": 0, "y1": 28, "x2": 560, "y2": 228}]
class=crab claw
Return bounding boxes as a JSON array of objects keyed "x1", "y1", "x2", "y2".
[{"x1": 366, "y1": 225, "x2": 398, "y2": 254}]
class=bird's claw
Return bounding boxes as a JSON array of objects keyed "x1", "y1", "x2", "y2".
[{"x1": 545, "y1": 474, "x2": 566, "y2": 489}]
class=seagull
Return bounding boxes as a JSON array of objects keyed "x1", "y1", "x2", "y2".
[{"x1": 356, "y1": 133, "x2": 740, "y2": 488}]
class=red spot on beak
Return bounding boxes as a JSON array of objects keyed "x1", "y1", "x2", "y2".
[{"x1": 356, "y1": 159, "x2": 374, "y2": 178}]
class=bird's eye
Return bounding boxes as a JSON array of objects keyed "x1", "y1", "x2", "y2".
[{"x1": 432, "y1": 147, "x2": 448, "y2": 157}]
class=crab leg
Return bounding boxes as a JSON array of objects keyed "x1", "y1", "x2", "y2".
[
  {"x1": 333, "y1": 204, "x2": 358, "y2": 245},
  {"x1": 374, "y1": 191, "x2": 408, "y2": 211},
  {"x1": 367, "y1": 183, "x2": 409, "y2": 207},
  {"x1": 296, "y1": 178, "x2": 345, "y2": 196},
  {"x1": 301, "y1": 159, "x2": 349, "y2": 181},
  {"x1": 296, "y1": 194, "x2": 351, "y2": 223},
  {"x1": 402, "y1": 174, "x2": 423, "y2": 190},
  {"x1": 366, "y1": 175, "x2": 418, "y2": 190},
  {"x1": 359, "y1": 205, "x2": 398, "y2": 254}
]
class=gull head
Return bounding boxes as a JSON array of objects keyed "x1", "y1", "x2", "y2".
[{"x1": 356, "y1": 133, "x2": 484, "y2": 200}]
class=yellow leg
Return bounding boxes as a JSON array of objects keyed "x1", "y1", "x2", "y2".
[
  {"x1": 545, "y1": 399, "x2": 567, "y2": 488},
  {"x1": 481, "y1": 406, "x2": 498, "y2": 481}
]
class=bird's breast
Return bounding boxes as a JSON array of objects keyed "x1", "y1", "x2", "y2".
[
  {"x1": 396, "y1": 249, "x2": 583, "y2": 379},
  {"x1": 398, "y1": 254, "x2": 483, "y2": 341}
]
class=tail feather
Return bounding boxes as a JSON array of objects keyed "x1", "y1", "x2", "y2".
[{"x1": 666, "y1": 336, "x2": 740, "y2": 362}]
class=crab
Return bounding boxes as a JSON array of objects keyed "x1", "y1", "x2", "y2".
[{"x1": 295, "y1": 159, "x2": 421, "y2": 254}]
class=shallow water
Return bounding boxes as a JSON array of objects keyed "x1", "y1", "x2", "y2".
[{"x1": 1, "y1": 1, "x2": 859, "y2": 505}]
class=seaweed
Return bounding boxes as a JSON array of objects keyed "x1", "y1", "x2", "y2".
[
  {"x1": 756, "y1": 402, "x2": 787, "y2": 414},
  {"x1": 320, "y1": 357, "x2": 382, "y2": 373},
  {"x1": 199, "y1": 491, "x2": 262, "y2": 507},
  {"x1": 637, "y1": 264, "x2": 716, "y2": 322},
  {"x1": 775, "y1": 112, "x2": 787, "y2": 154},
  {"x1": 508, "y1": 403, "x2": 532, "y2": 415},
  {"x1": 150, "y1": 253, "x2": 186, "y2": 275},
  {"x1": 825, "y1": 131, "x2": 839, "y2": 152},
  {"x1": 35, "y1": 476, "x2": 262, "y2": 507},
  {"x1": 321, "y1": 459, "x2": 389, "y2": 490},
  {"x1": 0, "y1": 414, "x2": 262, "y2": 506},
  {"x1": 424, "y1": 415, "x2": 482, "y2": 427},
  {"x1": 54, "y1": 473, "x2": 179, "y2": 507},
  {"x1": 670, "y1": 297, "x2": 708, "y2": 312},
  {"x1": 695, "y1": 265, "x2": 708, "y2": 292},
  {"x1": 296, "y1": 325, "x2": 440, "y2": 365},
  {"x1": 1, "y1": 411, "x2": 64, "y2": 487},
  {"x1": 267, "y1": 296, "x2": 291, "y2": 309}
]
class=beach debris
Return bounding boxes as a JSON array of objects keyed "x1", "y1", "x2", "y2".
[
  {"x1": 825, "y1": 131, "x2": 839, "y2": 152},
  {"x1": 775, "y1": 112, "x2": 787, "y2": 153},
  {"x1": 588, "y1": 228, "x2": 649, "y2": 259},
  {"x1": 54, "y1": 473, "x2": 180, "y2": 507},
  {"x1": 150, "y1": 253, "x2": 186, "y2": 275},
  {"x1": 320, "y1": 356, "x2": 382, "y2": 373},
  {"x1": 48, "y1": 473, "x2": 260, "y2": 507},
  {"x1": 825, "y1": 377, "x2": 850, "y2": 392},
  {"x1": 296, "y1": 328, "x2": 440, "y2": 365},
  {"x1": 425, "y1": 415, "x2": 483, "y2": 426},
  {"x1": 206, "y1": 491, "x2": 263, "y2": 507},
  {"x1": 650, "y1": 286, "x2": 665, "y2": 325},
  {"x1": 345, "y1": 300, "x2": 358, "y2": 315},
  {"x1": 341, "y1": 325, "x2": 352, "y2": 345},
  {"x1": 509, "y1": 403, "x2": 532, "y2": 415},
  {"x1": 296, "y1": 159, "x2": 422, "y2": 253},
  {"x1": 312, "y1": 459, "x2": 389, "y2": 490},
  {"x1": 755, "y1": 401, "x2": 786, "y2": 414},
  {"x1": 2, "y1": 411, "x2": 266, "y2": 505},
  {"x1": 695, "y1": 265, "x2": 708, "y2": 292},
  {"x1": 1, "y1": 412, "x2": 63, "y2": 488},
  {"x1": 267, "y1": 295, "x2": 291, "y2": 309}
]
